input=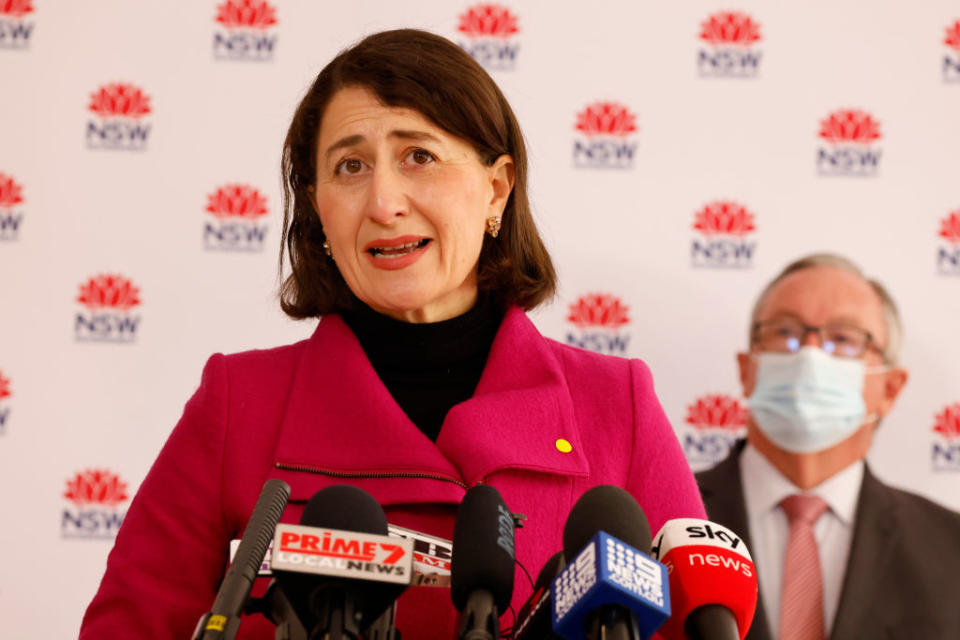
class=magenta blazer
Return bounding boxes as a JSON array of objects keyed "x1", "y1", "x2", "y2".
[{"x1": 80, "y1": 307, "x2": 705, "y2": 639}]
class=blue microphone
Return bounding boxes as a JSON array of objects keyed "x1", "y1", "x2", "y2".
[{"x1": 550, "y1": 486, "x2": 671, "y2": 640}]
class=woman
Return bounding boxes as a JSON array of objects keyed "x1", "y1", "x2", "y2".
[{"x1": 80, "y1": 29, "x2": 705, "y2": 639}]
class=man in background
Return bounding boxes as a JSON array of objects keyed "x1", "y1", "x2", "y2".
[{"x1": 697, "y1": 253, "x2": 960, "y2": 640}]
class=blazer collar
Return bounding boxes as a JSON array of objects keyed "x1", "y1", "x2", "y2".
[
  {"x1": 831, "y1": 464, "x2": 897, "y2": 638},
  {"x1": 273, "y1": 307, "x2": 589, "y2": 490}
]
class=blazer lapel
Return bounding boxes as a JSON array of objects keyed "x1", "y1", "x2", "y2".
[
  {"x1": 271, "y1": 309, "x2": 589, "y2": 505},
  {"x1": 272, "y1": 314, "x2": 465, "y2": 505},
  {"x1": 830, "y1": 465, "x2": 897, "y2": 639},
  {"x1": 696, "y1": 443, "x2": 773, "y2": 640},
  {"x1": 436, "y1": 307, "x2": 590, "y2": 486}
]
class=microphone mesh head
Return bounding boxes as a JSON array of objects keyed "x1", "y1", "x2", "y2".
[
  {"x1": 300, "y1": 484, "x2": 388, "y2": 534},
  {"x1": 451, "y1": 484, "x2": 515, "y2": 612},
  {"x1": 562, "y1": 485, "x2": 652, "y2": 558}
]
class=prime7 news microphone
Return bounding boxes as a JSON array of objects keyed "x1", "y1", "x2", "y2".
[
  {"x1": 513, "y1": 551, "x2": 565, "y2": 640},
  {"x1": 270, "y1": 485, "x2": 413, "y2": 640},
  {"x1": 450, "y1": 484, "x2": 516, "y2": 640},
  {"x1": 649, "y1": 519, "x2": 757, "y2": 640},
  {"x1": 194, "y1": 478, "x2": 291, "y2": 640},
  {"x1": 552, "y1": 486, "x2": 671, "y2": 640}
]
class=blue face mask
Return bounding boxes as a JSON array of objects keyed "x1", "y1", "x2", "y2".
[{"x1": 747, "y1": 347, "x2": 885, "y2": 454}]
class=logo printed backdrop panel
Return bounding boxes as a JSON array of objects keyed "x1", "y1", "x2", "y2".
[{"x1": 0, "y1": 1, "x2": 958, "y2": 636}]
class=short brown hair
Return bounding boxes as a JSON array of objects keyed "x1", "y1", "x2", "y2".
[{"x1": 279, "y1": 29, "x2": 556, "y2": 318}]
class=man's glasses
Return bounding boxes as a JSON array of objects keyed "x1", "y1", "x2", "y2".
[{"x1": 751, "y1": 318, "x2": 882, "y2": 359}]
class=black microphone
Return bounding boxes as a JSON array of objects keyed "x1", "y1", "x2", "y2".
[
  {"x1": 194, "y1": 478, "x2": 291, "y2": 640},
  {"x1": 450, "y1": 484, "x2": 516, "y2": 640},
  {"x1": 514, "y1": 551, "x2": 565, "y2": 640},
  {"x1": 561, "y1": 486, "x2": 656, "y2": 640},
  {"x1": 271, "y1": 485, "x2": 409, "y2": 640}
]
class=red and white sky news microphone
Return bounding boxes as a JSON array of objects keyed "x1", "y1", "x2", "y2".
[{"x1": 650, "y1": 519, "x2": 757, "y2": 640}]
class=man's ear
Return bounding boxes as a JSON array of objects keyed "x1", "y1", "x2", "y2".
[
  {"x1": 737, "y1": 351, "x2": 756, "y2": 398},
  {"x1": 878, "y1": 367, "x2": 908, "y2": 417}
]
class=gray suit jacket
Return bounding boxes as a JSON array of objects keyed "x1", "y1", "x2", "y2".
[{"x1": 696, "y1": 442, "x2": 960, "y2": 640}]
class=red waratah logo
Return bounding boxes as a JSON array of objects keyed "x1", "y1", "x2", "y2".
[
  {"x1": 215, "y1": 0, "x2": 277, "y2": 29},
  {"x1": 939, "y1": 211, "x2": 960, "y2": 243},
  {"x1": 88, "y1": 84, "x2": 152, "y2": 119},
  {"x1": 76, "y1": 275, "x2": 141, "y2": 311},
  {"x1": 818, "y1": 109, "x2": 882, "y2": 144},
  {"x1": 458, "y1": 4, "x2": 519, "y2": 38},
  {"x1": 693, "y1": 201, "x2": 756, "y2": 237},
  {"x1": 940, "y1": 211, "x2": 960, "y2": 244},
  {"x1": 945, "y1": 20, "x2": 960, "y2": 51},
  {"x1": 0, "y1": 173, "x2": 24, "y2": 208},
  {"x1": 206, "y1": 184, "x2": 269, "y2": 220},
  {"x1": 686, "y1": 394, "x2": 748, "y2": 430},
  {"x1": 0, "y1": 372, "x2": 10, "y2": 400},
  {"x1": 699, "y1": 12, "x2": 761, "y2": 46},
  {"x1": 567, "y1": 294, "x2": 630, "y2": 329},
  {"x1": 575, "y1": 102, "x2": 638, "y2": 138},
  {"x1": 0, "y1": 0, "x2": 33, "y2": 17},
  {"x1": 64, "y1": 470, "x2": 129, "y2": 507},
  {"x1": 933, "y1": 403, "x2": 960, "y2": 439}
]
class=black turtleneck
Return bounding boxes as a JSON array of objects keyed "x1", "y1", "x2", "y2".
[{"x1": 341, "y1": 295, "x2": 504, "y2": 442}]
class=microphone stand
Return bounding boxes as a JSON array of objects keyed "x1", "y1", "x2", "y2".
[{"x1": 585, "y1": 604, "x2": 641, "y2": 640}]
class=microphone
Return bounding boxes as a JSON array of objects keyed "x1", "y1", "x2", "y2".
[
  {"x1": 514, "y1": 551, "x2": 564, "y2": 640},
  {"x1": 552, "y1": 486, "x2": 671, "y2": 640},
  {"x1": 450, "y1": 484, "x2": 516, "y2": 640},
  {"x1": 270, "y1": 485, "x2": 412, "y2": 640},
  {"x1": 649, "y1": 519, "x2": 757, "y2": 640},
  {"x1": 194, "y1": 478, "x2": 291, "y2": 640}
]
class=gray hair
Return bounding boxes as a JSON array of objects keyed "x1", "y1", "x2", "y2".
[{"x1": 749, "y1": 253, "x2": 902, "y2": 365}]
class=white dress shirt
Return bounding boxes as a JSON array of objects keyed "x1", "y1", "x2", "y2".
[{"x1": 739, "y1": 444, "x2": 863, "y2": 636}]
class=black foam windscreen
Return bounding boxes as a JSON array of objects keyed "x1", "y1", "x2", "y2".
[
  {"x1": 562, "y1": 485, "x2": 652, "y2": 559},
  {"x1": 534, "y1": 551, "x2": 565, "y2": 590},
  {"x1": 450, "y1": 484, "x2": 515, "y2": 612},
  {"x1": 299, "y1": 484, "x2": 388, "y2": 534},
  {"x1": 273, "y1": 485, "x2": 402, "y2": 636}
]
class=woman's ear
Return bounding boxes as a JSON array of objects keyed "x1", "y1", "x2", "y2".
[{"x1": 488, "y1": 154, "x2": 514, "y2": 215}]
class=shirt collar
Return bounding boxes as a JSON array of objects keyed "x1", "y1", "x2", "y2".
[{"x1": 741, "y1": 443, "x2": 863, "y2": 525}]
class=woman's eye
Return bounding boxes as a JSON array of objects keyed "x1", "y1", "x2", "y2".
[
  {"x1": 406, "y1": 148, "x2": 435, "y2": 165},
  {"x1": 336, "y1": 158, "x2": 364, "y2": 175}
]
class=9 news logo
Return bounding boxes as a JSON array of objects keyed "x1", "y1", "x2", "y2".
[
  {"x1": 85, "y1": 83, "x2": 153, "y2": 151},
  {"x1": 564, "y1": 293, "x2": 631, "y2": 355},
  {"x1": 204, "y1": 183, "x2": 270, "y2": 251},
  {"x1": 0, "y1": 172, "x2": 24, "y2": 241},
  {"x1": 944, "y1": 20, "x2": 960, "y2": 82},
  {"x1": 456, "y1": 3, "x2": 520, "y2": 70},
  {"x1": 931, "y1": 403, "x2": 960, "y2": 472},
  {"x1": 696, "y1": 11, "x2": 763, "y2": 78},
  {"x1": 936, "y1": 209, "x2": 960, "y2": 275},
  {"x1": 213, "y1": 0, "x2": 278, "y2": 61},
  {"x1": 572, "y1": 102, "x2": 639, "y2": 169},
  {"x1": 0, "y1": 370, "x2": 11, "y2": 436},
  {"x1": 61, "y1": 469, "x2": 129, "y2": 539},
  {"x1": 681, "y1": 394, "x2": 747, "y2": 470},
  {"x1": 0, "y1": 0, "x2": 34, "y2": 49},
  {"x1": 690, "y1": 201, "x2": 757, "y2": 269},
  {"x1": 74, "y1": 274, "x2": 142, "y2": 343},
  {"x1": 815, "y1": 109, "x2": 882, "y2": 176}
]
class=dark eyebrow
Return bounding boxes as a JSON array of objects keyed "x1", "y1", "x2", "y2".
[{"x1": 323, "y1": 130, "x2": 442, "y2": 160}]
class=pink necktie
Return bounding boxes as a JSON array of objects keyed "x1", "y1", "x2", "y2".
[{"x1": 778, "y1": 494, "x2": 829, "y2": 640}]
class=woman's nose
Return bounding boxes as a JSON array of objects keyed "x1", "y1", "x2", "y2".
[{"x1": 365, "y1": 164, "x2": 408, "y2": 224}]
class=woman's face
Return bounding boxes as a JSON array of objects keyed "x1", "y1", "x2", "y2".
[{"x1": 313, "y1": 86, "x2": 513, "y2": 323}]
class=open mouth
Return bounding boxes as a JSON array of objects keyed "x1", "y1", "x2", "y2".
[{"x1": 368, "y1": 238, "x2": 430, "y2": 259}]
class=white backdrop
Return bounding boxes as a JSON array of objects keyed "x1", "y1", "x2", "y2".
[{"x1": 1, "y1": 1, "x2": 959, "y2": 637}]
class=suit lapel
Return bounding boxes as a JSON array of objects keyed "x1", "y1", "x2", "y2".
[
  {"x1": 830, "y1": 465, "x2": 897, "y2": 639},
  {"x1": 696, "y1": 443, "x2": 773, "y2": 640},
  {"x1": 272, "y1": 309, "x2": 589, "y2": 502}
]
